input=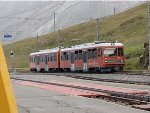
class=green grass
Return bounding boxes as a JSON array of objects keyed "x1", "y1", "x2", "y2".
[
  {"x1": 3, "y1": 3, "x2": 149, "y2": 70},
  {"x1": 124, "y1": 57, "x2": 143, "y2": 70}
]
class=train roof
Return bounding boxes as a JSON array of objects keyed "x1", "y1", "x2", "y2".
[
  {"x1": 60, "y1": 42, "x2": 123, "y2": 52},
  {"x1": 30, "y1": 42, "x2": 123, "y2": 55},
  {"x1": 30, "y1": 47, "x2": 59, "y2": 56}
]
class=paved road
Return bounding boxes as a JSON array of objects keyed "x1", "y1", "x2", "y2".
[
  {"x1": 13, "y1": 83, "x2": 149, "y2": 113},
  {"x1": 12, "y1": 74, "x2": 150, "y2": 113}
]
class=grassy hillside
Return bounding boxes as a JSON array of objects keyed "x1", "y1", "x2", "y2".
[{"x1": 3, "y1": 3, "x2": 148, "y2": 70}]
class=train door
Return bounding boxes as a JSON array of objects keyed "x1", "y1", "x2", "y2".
[
  {"x1": 71, "y1": 51, "x2": 75, "y2": 71},
  {"x1": 36, "y1": 55, "x2": 40, "y2": 72},
  {"x1": 83, "y1": 50, "x2": 88, "y2": 72},
  {"x1": 45, "y1": 54, "x2": 48, "y2": 72}
]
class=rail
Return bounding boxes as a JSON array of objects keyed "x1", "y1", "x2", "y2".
[{"x1": 11, "y1": 77, "x2": 150, "y2": 111}]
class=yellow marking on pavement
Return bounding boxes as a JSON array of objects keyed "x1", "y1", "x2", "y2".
[{"x1": 0, "y1": 43, "x2": 18, "y2": 113}]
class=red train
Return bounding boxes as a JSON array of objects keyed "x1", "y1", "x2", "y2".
[{"x1": 29, "y1": 42, "x2": 125, "y2": 72}]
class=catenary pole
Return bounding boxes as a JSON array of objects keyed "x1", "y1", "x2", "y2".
[
  {"x1": 96, "y1": 18, "x2": 100, "y2": 41},
  {"x1": 54, "y1": 12, "x2": 56, "y2": 31},
  {"x1": 57, "y1": 29, "x2": 60, "y2": 48},
  {"x1": 114, "y1": 6, "x2": 116, "y2": 15},
  {"x1": 36, "y1": 35, "x2": 40, "y2": 52}
]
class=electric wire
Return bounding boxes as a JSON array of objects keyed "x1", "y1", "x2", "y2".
[
  {"x1": 0, "y1": 2, "x2": 53, "y2": 18},
  {"x1": 0, "y1": 1, "x2": 145, "y2": 39}
]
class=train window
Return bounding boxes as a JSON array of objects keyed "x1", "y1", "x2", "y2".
[
  {"x1": 79, "y1": 50, "x2": 82, "y2": 59},
  {"x1": 71, "y1": 52, "x2": 75, "y2": 63},
  {"x1": 43, "y1": 57, "x2": 44, "y2": 62},
  {"x1": 49, "y1": 53, "x2": 56, "y2": 61},
  {"x1": 49, "y1": 54, "x2": 51, "y2": 61},
  {"x1": 52, "y1": 54, "x2": 54, "y2": 61},
  {"x1": 50, "y1": 54, "x2": 52, "y2": 61},
  {"x1": 65, "y1": 52, "x2": 70, "y2": 60},
  {"x1": 53, "y1": 53, "x2": 55, "y2": 61},
  {"x1": 118, "y1": 48, "x2": 123, "y2": 56},
  {"x1": 40, "y1": 57, "x2": 43, "y2": 62},
  {"x1": 51, "y1": 53, "x2": 56, "y2": 61},
  {"x1": 88, "y1": 48, "x2": 97, "y2": 59},
  {"x1": 75, "y1": 51, "x2": 78, "y2": 60},
  {"x1": 50, "y1": 56, "x2": 52, "y2": 61},
  {"x1": 35, "y1": 57, "x2": 36, "y2": 63},
  {"x1": 98, "y1": 48, "x2": 102, "y2": 57},
  {"x1": 41, "y1": 57, "x2": 43, "y2": 62},
  {"x1": 37, "y1": 56, "x2": 40, "y2": 65},
  {"x1": 51, "y1": 53, "x2": 53, "y2": 61},
  {"x1": 63, "y1": 52, "x2": 66, "y2": 60},
  {"x1": 48, "y1": 57, "x2": 49, "y2": 61},
  {"x1": 67, "y1": 52, "x2": 71, "y2": 60},
  {"x1": 83, "y1": 51, "x2": 87, "y2": 63},
  {"x1": 104, "y1": 48, "x2": 117, "y2": 56},
  {"x1": 45, "y1": 55, "x2": 48, "y2": 64},
  {"x1": 92, "y1": 48, "x2": 97, "y2": 58},
  {"x1": 40, "y1": 57, "x2": 42, "y2": 62},
  {"x1": 42, "y1": 57, "x2": 45, "y2": 62},
  {"x1": 53, "y1": 53, "x2": 56, "y2": 61},
  {"x1": 88, "y1": 49, "x2": 91, "y2": 59}
]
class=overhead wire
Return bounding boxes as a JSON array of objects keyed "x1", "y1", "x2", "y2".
[
  {"x1": 1, "y1": 1, "x2": 85, "y2": 37},
  {"x1": 17, "y1": 1, "x2": 64, "y2": 25},
  {"x1": 14, "y1": 1, "x2": 65, "y2": 36},
  {"x1": 18, "y1": 0, "x2": 84, "y2": 35},
  {"x1": 1, "y1": 1, "x2": 144, "y2": 38},
  {"x1": 0, "y1": 2, "x2": 52, "y2": 18},
  {"x1": 59, "y1": 1, "x2": 85, "y2": 29},
  {"x1": 0, "y1": 2, "x2": 64, "y2": 37},
  {"x1": 31, "y1": 1, "x2": 65, "y2": 28}
]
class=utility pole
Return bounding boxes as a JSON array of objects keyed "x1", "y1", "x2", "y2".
[
  {"x1": 90, "y1": 1, "x2": 92, "y2": 20},
  {"x1": 54, "y1": 12, "x2": 56, "y2": 31},
  {"x1": 57, "y1": 29, "x2": 60, "y2": 48},
  {"x1": 148, "y1": 4, "x2": 150, "y2": 70},
  {"x1": 36, "y1": 35, "x2": 40, "y2": 52},
  {"x1": 96, "y1": 18, "x2": 100, "y2": 41},
  {"x1": 114, "y1": 6, "x2": 116, "y2": 15}
]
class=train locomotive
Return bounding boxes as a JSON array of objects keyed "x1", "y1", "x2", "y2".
[{"x1": 29, "y1": 42, "x2": 125, "y2": 72}]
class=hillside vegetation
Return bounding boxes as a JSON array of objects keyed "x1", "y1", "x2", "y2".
[{"x1": 3, "y1": 3, "x2": 148, "y2": 70}]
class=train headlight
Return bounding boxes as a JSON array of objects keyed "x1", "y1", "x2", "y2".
[
  {"x1": 121, "y1": 60, "x2": 123, "y2": 63},
  {"x1": 105, "y1": 60, "x2": 109, "y2": 63},
  {"x1": 105, "y1": 60, "x2": 124, "y2": 63}
]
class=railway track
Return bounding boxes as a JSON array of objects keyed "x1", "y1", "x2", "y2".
[
  {"x1": 62, "y1": 74, "x2": 150, "y2": 85},
  {"x1": 11, "y1": 77, "x2": 150, "y2": 111},
  {"x1": 31, "y1": 72, "x2": 150, "y2": 85},
  {"x1": 15, "y1": 71, "x2": 150, "y2": 85}
]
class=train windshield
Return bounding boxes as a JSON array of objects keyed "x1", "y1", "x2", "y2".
[{"x1": 104, "y1": 48, "x2": 117, "y2": 56}]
